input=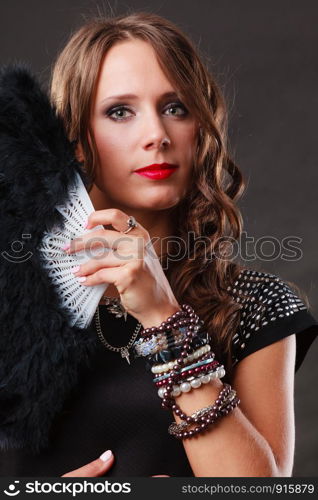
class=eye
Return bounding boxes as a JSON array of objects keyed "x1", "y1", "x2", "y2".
[
  {"x1": 106, "y1": 106, "x2": 133, "y2": 121},
  {"x1": 164, "y1": 102, "x2": 188, "y2": 117},
  {"x1": 105, "y1": 101, "x2": 188, "y2": 122}
]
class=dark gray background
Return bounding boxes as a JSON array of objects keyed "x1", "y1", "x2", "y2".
[{"x1": 1, "y1": 0, "x2": 317, "y2": 476}]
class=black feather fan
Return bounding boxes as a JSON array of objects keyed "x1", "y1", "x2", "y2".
[{"x1": 0, "y1": 64, "x2": 98, "y2": 453}]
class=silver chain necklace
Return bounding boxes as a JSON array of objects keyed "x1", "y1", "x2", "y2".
[{"x1": 94, "y1": 296, "x2": 142, "y2": 365}]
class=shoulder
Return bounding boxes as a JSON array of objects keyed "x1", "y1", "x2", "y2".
[{"x1": 227, "y1": 268, "x2": 318, "y2": 371}]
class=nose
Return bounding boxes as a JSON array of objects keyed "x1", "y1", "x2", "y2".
[{"x1": 142, "y1": 112, "x2": 171, "y2": 151}]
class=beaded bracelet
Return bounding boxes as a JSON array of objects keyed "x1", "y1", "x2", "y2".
[
  {"x1": 140, "y1": 305, "x2": 200, "y2": 341},
  {"x1": 169, "y1": 394, "x2": 241, "y2": 439},
  {"x1": 153, "y1": 357, "x2": 214, "y2": 385},
  {"x1": 155, "y1": 360, "x2": 222, "y2": 388},
  {"x1": 154, "y1": 304, "x2": 240, "y2": 440},
  {"x1": 157, "y1": 365, "x2": 226, "y2": 398},
  {"x1": 151, "y1": 345, "x2": 211, "y2": 374},
  {"x1": 153, "y1": 353, "x2": 215, "y2": 381},
  {"x1": 151, "y1": 344, "x2": 212, "y2": 374},
  {"x1": 141, "y1": 303, "x2": 240, "y2": 440},
  {"x1": 168, "y1": 383, "x2": 232, "y2": 426},
  {"x1": 169, "y1": 388, "x2": 237, "y2": 433},
  {"x1": 168, "y1": 388, "x2": 239, "y2": 437},
  {"x1": 168, "y1": 384, "x2": 240, "y2": 439}
]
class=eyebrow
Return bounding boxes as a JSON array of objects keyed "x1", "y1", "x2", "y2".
[{"x1": 100, "y1": 91, "x2": 179, "y2": 104}]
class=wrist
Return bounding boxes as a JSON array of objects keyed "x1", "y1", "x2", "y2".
[{"x1": 139, "y1": 302, "x2": 181, "y2": 329}]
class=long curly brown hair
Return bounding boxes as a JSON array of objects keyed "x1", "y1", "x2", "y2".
[{"x1": 49, "y1": 11, "x2": 262, "y2": 381}]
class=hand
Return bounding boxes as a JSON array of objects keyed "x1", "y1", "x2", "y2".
[
  {"x1": 62, "y1": 450, "x2": 114, "y2": 477},
  {"x1": 65, "y1": 208, "x2": 180, "y2": 327}
]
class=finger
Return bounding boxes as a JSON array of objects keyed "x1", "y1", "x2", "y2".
[
  {"x1": 87, "y1": 208, "x2": 149, "y2": 239},
  {"x1": 72, "y1": 249, "x2": 139, "y2": 278},
  {"x1": 65, "y1": 228, "x2": 144, "y2": 255},
  {"x1": 62, "y1": 450, "x2": 114, "y2": 477},
  {"x1": 76, "y1": 260, "x2": 142, "y2": 288},
  {"x1": 75, "y1": 265, "x2": 126, "y2": 287}
]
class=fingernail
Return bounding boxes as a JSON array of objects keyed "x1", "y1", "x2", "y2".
[
  {"x1": 100, "y1": 450, "x2": 113, "y2": 462},
  {"x1": 84, "y1": 219, "x2": 91, "y2": 229},
  {"x1": 62, "y1": 244, "x2": 70, "y2": 251},
  {"x1": 77, "y1": 277, "x2": 87, "y2": 282},
  {"x1": 70, "y1": 266, "x2": 80, "y2": 273}
]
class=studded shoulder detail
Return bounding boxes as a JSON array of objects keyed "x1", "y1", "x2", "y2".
[{"x1": 227, "y1": 269, "x2": 308, "y2": 366}]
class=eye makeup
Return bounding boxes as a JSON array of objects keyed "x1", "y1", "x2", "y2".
[{"x1": 104, "y1": 101, "x2": 189, "y2": 122}]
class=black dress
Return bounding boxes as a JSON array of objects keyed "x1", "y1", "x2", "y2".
[{"x1": 0, "y1": 269, "x2": 317, "y2": 476}]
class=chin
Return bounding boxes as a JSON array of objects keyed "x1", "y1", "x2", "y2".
[{"x1": 141, "y1": 192, "x2": 183, "y2": 211}]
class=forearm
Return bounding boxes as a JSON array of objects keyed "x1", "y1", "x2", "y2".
[
  {"x1": 173, "y1": 379, "x2": 279, "y2": 477},
  {"x1": 141, "y1": 305, "x2": 280, "y2": 477}
]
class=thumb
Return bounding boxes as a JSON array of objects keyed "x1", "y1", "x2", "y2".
[{"x1": 62, "y1": 450, "x2": 114, "y2": 477}]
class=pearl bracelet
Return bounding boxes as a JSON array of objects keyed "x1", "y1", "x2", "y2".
[
  {"x1": 151, "y1": 344, "x2": 212, "y2": 374},
  {"x1": 155, "y1": 358, "x2": 220, "y2": 387},
  {"x1": 157, "y1": 365, "x2": 226, "y2": 398}
]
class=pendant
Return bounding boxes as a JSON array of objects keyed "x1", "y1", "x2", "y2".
[
  {"x1": 103, "y1": 296, "x2": 128, "y2": 321},
  {"x1": 120, "y1": 347, "x2": 130, "y2": 364}
]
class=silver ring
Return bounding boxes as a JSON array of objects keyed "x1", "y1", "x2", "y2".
[{"x1": 123, "y1": 215, "x2": 138, "y2": 234}]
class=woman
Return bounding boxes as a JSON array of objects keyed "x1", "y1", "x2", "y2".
[{"x1": 1, "y1": 11, "x2": 317, "y2": 477}]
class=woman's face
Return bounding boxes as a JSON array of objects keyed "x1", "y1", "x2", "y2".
[{"x1": 90, "y1": 39, "x2": 199, "y2": 213}]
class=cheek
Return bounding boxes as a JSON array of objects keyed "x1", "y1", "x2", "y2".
[
  {"x1": 94, "y1": 129, "x2": 120, "y2": 157},
  {"x1": 93, "y1": 127, "x2": 130, "y2": 175},
  {"x1": 175, "y1": 124, "x2": 199, "y2": 161}
]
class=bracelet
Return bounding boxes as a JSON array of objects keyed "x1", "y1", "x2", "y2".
[
  {"x1": 134, "y1": 326, "x2": 189, "y2": 357},
  {"x1": 168, "y1": 388, "x2": 238, "y2": 436},
  {"x1": 151, "y1": 344, "x2": 211, "y2": 374},
  {"x1": 156, "y1": 305, "x2": 240, "y2": 440},
  {"x1": 141, "y1": 303, "x2": 241, "y2": 441},
  {"x1": 153, "y1": 353, "x2": 216, "y2": 382},
  {"x1": 157, "y1": 365, "x2": 226, "y2": 398},
  {"x1": 155, "y1": 360, "x2": 222, "y2": 388},
  {"x1": 169, "y1": 388, "x2": 237, "y2": 432},
  {"x1": 192, "y1": 389, "x2": 237, "y2": 420},
  {"x1": 144, "y1": 330, "x2": 209, "y2": 367},
  {"x1": 169, "y1": 395, "x2": 241, "y2": 438},
  {"x1": 135, "y1": 304, "x2": 203, "y2": 364},
  {"x1": 140, "y1": 304, "x2": 200, "y2": 340},
  {"x1": 168, "y1": 384, "x2": 240, "y2": 439}
]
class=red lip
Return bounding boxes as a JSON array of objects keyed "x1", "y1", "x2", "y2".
[
  {"x1": 134, "y1": 162, "x2": 179, "y2": 173},
  {"x1": 134, "y1": 162, "x2": 179, "y2": 180},
  {"x1": 135, "y1": 169, "x2": 177, "y2": 180}
]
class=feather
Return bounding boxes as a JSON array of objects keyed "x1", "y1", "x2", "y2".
[{"x1": 0, "y1": 63, "x2": 103, "y2": 453}]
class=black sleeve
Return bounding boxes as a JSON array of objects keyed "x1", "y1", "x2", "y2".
[{"x1": 230, "y1": 270, "x2": 318, "y2": 372}]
